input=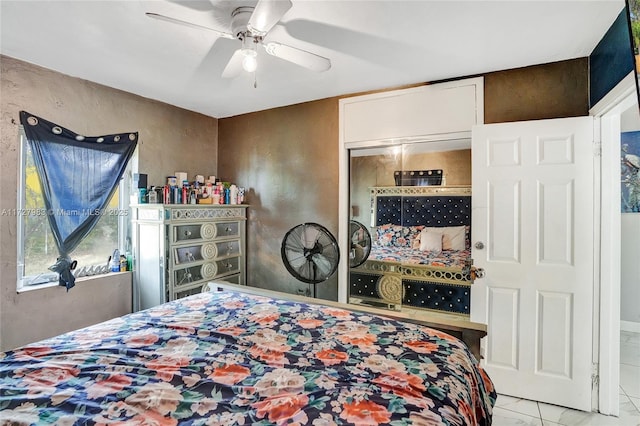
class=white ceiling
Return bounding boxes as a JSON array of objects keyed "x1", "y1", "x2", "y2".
[{"x1": 0, "y1": 0, "x2": 626, "y2": 118}]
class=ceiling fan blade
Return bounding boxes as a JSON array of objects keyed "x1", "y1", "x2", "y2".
[
  {"x1": 221, "y1": 49, "x2": 244, "y2": 79},
  {"x1": 248, "y1": 0, "x2": 292, "y2": 36},
  {"x1": 263, "y1": 42, "x2": 331, "y2": 72},
  {"x1": 146, "y1": 12, "x2": 235, "y2": 40}
]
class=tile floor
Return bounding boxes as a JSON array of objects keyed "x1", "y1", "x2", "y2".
[{"x1": 492, "y1": 331, "x2": 640, "y2": 425}]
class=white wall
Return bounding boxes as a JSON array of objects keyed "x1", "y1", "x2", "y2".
[{"x1": 621, "y1": 213, "x2": 640, "y2": 328}]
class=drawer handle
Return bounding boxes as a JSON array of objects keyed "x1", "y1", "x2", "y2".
[
  {"x1": 184, "y1": 230, "x2": 192, "y2": 237},
  {"x1": 226, "y1": 262, "x2": 233, "y2": 269},
  {"x1": 225, "y1": 227, "x2": 232, "y2": 233},
  {"x1": 177, "y1": 271, "x2": 193, "y2": 285}
]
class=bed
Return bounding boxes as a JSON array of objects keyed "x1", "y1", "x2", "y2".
[
  {"x1": 0, "y1": 283, "x2": 495, "y2": 425},
  {"x1": 350, "y1": 186, "x2": 473, "y2": 315}
]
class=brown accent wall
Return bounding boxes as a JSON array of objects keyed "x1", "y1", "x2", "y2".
[
  {"x1": 219, "y1": 59, "x2": 588, "y2": 300},
  {"x1": 218, "y1": 99, "x2": 339, "y2": 300},
  {"x1": 484, "y1": 58, "x2": 589, "y2": 123},
  {"x1": 0, "y1": 56, "x2": 218, "y2": 350}
]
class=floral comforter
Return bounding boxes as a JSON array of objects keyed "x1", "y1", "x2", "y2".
[
  {"x1": 0, "y1": 291, "x2": 495, "y2": 425},
  {"x1": 368, "y1": 244, "x2": 471, "y2": 268}
]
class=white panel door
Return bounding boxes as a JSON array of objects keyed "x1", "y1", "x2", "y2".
[{"x1": 471, "y1": 117, "x2": 594, "y2": 411}]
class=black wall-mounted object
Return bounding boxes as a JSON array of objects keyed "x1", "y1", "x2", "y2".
[
  {"x1": 589, "y1": 4, "x2": 636, "y2": 109},
  {"x1": 133, "y1": 173, "x2": 147, "y2": 189},
  {"x1": 394, "y1": 170, "x2": 443, "y2": 186}
]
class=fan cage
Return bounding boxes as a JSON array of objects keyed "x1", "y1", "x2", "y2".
[
  {"x1": 280, "y1": 222, "x2": 340, "y2": 288},
  {"x1": 349, "y1": 220, "x2": 371, "y2": 268}
]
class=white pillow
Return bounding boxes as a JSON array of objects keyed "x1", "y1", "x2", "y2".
[
  {"x1": 419, "y1": 229, "x2": 443, "y2": 252},
  {"x1": 424, "y1": 225, "x2": 466, "y2": 251}
]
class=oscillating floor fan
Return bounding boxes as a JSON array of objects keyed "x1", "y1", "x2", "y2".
[
  {"x1": 281, "y1": 222, "x2": 340, "y2": 297},
  {"x1": 349, "y1": 220, "x2": 372, "y2": 268}
]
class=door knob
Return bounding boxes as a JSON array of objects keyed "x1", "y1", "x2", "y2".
[{"x1": 475, "y1": 241, "x2": 485, "y2": 250}]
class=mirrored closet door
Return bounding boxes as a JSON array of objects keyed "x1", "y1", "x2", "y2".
[{"x1": 347, "y1": 140, "x2": 474, "y2": 317}]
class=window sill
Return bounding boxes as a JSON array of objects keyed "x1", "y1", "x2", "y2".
[{"x1": 17, "y1": 271, "x2": 132, "y2": 294}]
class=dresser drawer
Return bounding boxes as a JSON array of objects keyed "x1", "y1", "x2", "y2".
[
  {"x1": 171, "y1": 221, "x2": 240, "y2": 244},
  {"x1": 215, "y1": 256, "x2": 241, "y2": 276},
  {"x1": 174, "y1": 263, "x2": 214, "y2": 287},
  {"x1": 174, "y1": 243, "x2": 215, "y2": 265},
  {"x1": 215, "y1": 239, "x2": 241, "y2": 258},
  {"x1": 172, "y1": 223, "x2": 215, "y2": 243},
  {"x1": 173, "y1": 258, "x2": 240, "y2": 286},
  {"x1": 173, "y1": 239, "x2": 241, "y2": 265},
  {"x1": 215, "y1": 221, "x2": 240, "y2": 239}
]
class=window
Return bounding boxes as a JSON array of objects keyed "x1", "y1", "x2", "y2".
[{"x1": 16, "y1": 130, "x2": 135, "y2": 289}]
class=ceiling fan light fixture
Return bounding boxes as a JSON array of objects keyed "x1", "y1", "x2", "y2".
[
  {"x1": 240, "y1": 34, "x2": 259, "y2": 72},
  {"x1": 242, "y1": 54, "x2": 257, "y2": 72},
  {"x1": 241, "y1": 46, "x2": 257, "y2": 58}
]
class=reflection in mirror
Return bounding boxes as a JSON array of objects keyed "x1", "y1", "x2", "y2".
[
  {"x1": 349, "y1": 144, "x2": 403, "y2": 310},
  {"x1": 348, "y1": 140, "x2": 474, "y2": 317},
  {"x1": 349, "y1": 220, "x2": 371, "y2": 268}
]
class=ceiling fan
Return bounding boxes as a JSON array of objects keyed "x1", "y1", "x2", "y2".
[{"x1": 146, "y1": 0, "x2": 331, "y2": 79}]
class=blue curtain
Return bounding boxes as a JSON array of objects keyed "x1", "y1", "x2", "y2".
[{"x1": 19, "y1": 111, "x2": 138, "y2": 290}]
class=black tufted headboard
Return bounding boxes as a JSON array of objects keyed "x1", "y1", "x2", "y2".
[{"x1": 375, "y1": 195, "x2": 471, "y2": 228}]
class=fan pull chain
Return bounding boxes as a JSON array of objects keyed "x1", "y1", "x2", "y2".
[{"x1": 253, "y1": 71, "x2": 257, "y2": 89}]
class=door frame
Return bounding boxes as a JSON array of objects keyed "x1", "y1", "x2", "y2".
[{"x1": 589, "y1": 70, "x2": 637, "y2": 416}]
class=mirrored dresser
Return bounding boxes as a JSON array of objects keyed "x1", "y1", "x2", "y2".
[{"x1": 131, "y1": 204, "x2": 247, "y2": 311}]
